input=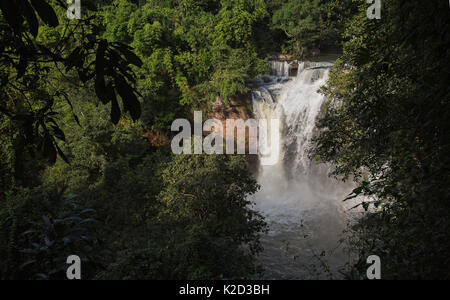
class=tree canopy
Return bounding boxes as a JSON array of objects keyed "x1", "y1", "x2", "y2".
[{"x1": 315, "y1": 0, "x2": 450, "y2": 279}]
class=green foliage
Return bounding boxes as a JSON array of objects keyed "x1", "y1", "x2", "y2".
[
  {"x1": 272, "y1": 0, "x2": 321, "y2": 56},
  {"x1": 41, "y1": 91, "x2": 148, "y2": 192},
  {"x1": 19, "y1": 189, "x2": 99, "y2": 280},
  {"x1": 158, "y1": 154, "x2": 266, "y2": 253},
  {"x1": 315, "y1": 0, "x2": 450, "y2": 279},
  {"x1": 0, "y1": 186, "x2": 99, "y2": 280},
  {"x1": 272, "y1": 0, "x2": 358, "y2": 57},
  {"x1": 0, "y1": 0, "x2": 142, "y2": 164},
  {"x1": 101, "y1": 0, "x2": 269, "y2": 129},
  {"x1": 0, "y1": 186, "x2": 50, "y2": 279},
  {"x1": 97, "y1": 154, "x2": 266, "y2": 280}
]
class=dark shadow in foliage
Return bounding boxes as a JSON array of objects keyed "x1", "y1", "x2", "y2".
[
  {"x1": 0, "y1": 0, "x2": 143, "y2": 165},
  {"x1": 0, "y1": 185, "x2": 100, "y2": 280},
  {"x1": 18, "y1": 186, "x2": 100, "y2": 280}
]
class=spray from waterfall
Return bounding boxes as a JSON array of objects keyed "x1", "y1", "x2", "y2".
[{"x1": 251, "y1": 61, "x2": 358, "y2": 279}]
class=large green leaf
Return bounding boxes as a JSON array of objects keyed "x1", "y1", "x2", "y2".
[
  {"x1": 30, "y1": 0, "x2": 59, "y2": 27},
  {"x1": 115, "y1": 80, "x2": 141, "y2": 121},
  {"x1": 110, "y1": 97, "x2": 121, "y2": 125},
  {"x1": 111, "y1": 43, "x2": 143, "y2": 67},
  {"x1": 22, "y1": 0, "x2": 39, "y2": 37}
]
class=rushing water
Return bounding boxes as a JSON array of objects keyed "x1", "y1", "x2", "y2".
[{"x1": 251, "y1": 61, "x2": 358, "y2": 279}]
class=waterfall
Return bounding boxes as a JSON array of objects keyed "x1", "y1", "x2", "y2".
[
  {"x1": 251, "y1": 61, "x2": 358, "y2": 279},
  {"x1": 269, "y1": 61, "x2": 292, "y2": 77}
]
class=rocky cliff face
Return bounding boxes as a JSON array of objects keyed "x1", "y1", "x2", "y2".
[
  {"x1": 209, "y1": 95, "x2": 253, "y2": 134},
  {"x1": 208, "y1": 95, "x2": 259, "y2": 173}
]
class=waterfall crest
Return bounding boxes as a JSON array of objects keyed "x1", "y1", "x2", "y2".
[{"x1": 269, "y1": 61, "x2": 292, "y2": 77}]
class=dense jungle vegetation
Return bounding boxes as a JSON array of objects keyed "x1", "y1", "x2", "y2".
[
  {"x1": 0, "y1": 0, "x2": 448, "y2": 280},
  {"x1": 315, "y1": 0, "x2": 450, "y2": 279}
]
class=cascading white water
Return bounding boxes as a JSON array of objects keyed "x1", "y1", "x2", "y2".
[
  {"x1": 252, "y1": 61, "x2": 358, "y2": 279},
  {"x1": 269, "y1": 61, "x2": 292, "y2": 77}
]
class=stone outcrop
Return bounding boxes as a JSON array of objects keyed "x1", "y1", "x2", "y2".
[{"x1": 208, "y1": 95, "x2": 259, "y2": 173}]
